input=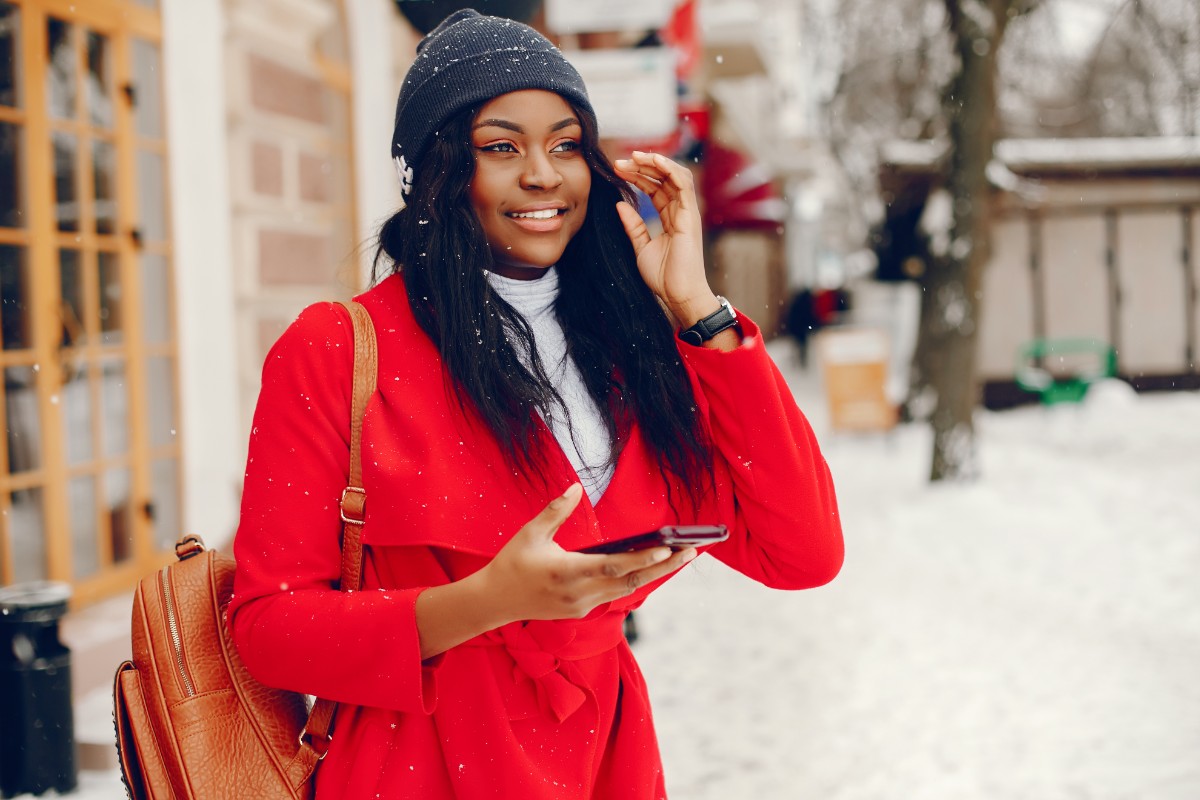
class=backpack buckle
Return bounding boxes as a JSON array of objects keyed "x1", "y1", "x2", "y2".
[
  {"x1": 299, "y1": 731, "x2": 330, "y2": 760},
  {"x1": 175, "y1": 535, "x2": 206, "y2": 561},
  {"x1": 339, "y1": 486, "x2": 366, "y2": 525}
]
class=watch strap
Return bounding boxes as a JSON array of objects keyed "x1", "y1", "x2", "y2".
[{"x1": 678, "y1": 296, "x2": 737, "y2": 346}]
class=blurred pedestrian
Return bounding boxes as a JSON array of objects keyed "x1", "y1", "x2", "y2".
[
  {"x1": 785, "y1": 287, "x2": 818, "y2": 367},
  {"x1": 229, "y1": 10, "x2": 842, "y2": 798},
  {"x1": 813, "y1": 286, "x2": 845, "y2": 327}
]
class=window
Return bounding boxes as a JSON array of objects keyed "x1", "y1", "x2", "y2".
[{"x1": 0, "y1": 0, "x2": 181, "y2": 604}]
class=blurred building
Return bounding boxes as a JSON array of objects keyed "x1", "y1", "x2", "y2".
[
  {"x1": 0, "y1": 4, "x2": 430, "y2": 737},
  {"x1": 696, "y1": 0, "x2": 826, "y2": 334},
  {"x1": 879, "y1": 136, "x2": 1200, "y2": 406},
  {"x1": 0, "y1": 0, "x2": 428, "y2": 612}
]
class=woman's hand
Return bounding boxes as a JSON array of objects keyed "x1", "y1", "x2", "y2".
[
  {"x1": 415, "y1": 483, "x2": 695, "y2": 659},
  {"x1": 614, "y1": 151, "x2": 721, "y2": 328},
  {"x1": 482, "y1": 483, "x2": 696, "y2": 624}
]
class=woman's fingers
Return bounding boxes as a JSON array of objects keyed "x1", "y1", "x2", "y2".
[
  {"x1": 492, "y1": 488, "x2": 704, "y2": 621},
  {"x1": 624, "y1": 152, "x2": 693, "y2": 204},
  {"x1": 595, "y1": 546, "x2": 674, "y2": 576},
  {"x1": 610, "y1": 548, "x2": 697, "y2": 595},
  {"x1": 615, "y1": 169, "x2": 669, "y2": 214},
  {"x1": 614, "y1": 152, "x2": 698, "y2": 236},
  {"x1": 614, "y1": 160, "x2": 673, "y2": 202},
  {"x1": 613, "y1": 157, "x2": 660, "y2": 183},
  {"x1": 643, "y1": 153, "x2": 696, "y2": 230},
  {"x1": 580, "y1": 547, "x2": 698, "y2": 597},
  {"x1": 614, "y1": 163, "x2": 671, "y2": 219},
  {"x1": 620, "y1": 150, "x2": 672, "y2": 179},
  {"x1": 520, "y1": 483, "x2": 583, "y2": 544}
]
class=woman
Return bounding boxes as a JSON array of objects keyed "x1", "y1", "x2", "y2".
[{"x1": 230, "y1": 10, "x2": 842, "y2": 798}]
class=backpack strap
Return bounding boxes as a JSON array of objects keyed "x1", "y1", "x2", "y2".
[
  {"x1": 301, "y1": 299, "x2": 378, "y2": 759},
  {"x1": 337, "y1": 299, "x2": 377, "y2": 591}
]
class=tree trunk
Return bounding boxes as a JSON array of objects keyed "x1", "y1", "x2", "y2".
[{"x1": 920, "y1": 0, "x2": 1013, "y2": 481}]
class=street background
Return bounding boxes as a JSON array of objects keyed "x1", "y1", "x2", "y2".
[{"x1": 3, "y1": 1, "x2": 1197, "y2": 796}]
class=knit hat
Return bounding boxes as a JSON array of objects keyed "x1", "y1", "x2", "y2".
[{"x1": 391, "y1": 9, "x2": 595, "y2": 209}]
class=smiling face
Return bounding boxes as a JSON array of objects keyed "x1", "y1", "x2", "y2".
[{"x1": 468, "y1": 90, "x2": 592, "y2": 279}]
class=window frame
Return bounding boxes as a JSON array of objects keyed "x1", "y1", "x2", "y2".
[{"x1": 0, "y1": 0, "x2": 182, "y2": 605}]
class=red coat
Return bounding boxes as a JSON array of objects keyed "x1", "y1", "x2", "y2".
[{"x1": 230, "y1": 275, "x2": 842, "y2": 798}]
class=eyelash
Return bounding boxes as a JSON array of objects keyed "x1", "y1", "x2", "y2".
[{"x1": 477, "y1": 140, "x2": 581, "y2": 154}]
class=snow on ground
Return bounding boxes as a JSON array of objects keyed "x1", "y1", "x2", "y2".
[
  {"x1": 23, "y1": 340, "x2": 1200, "y2": 799},
  {"x1": 636, "y1": 342, "x2": 1200, "y2": 799}
]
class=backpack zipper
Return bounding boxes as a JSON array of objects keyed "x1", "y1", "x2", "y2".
[{"x1": 160, "y1": 568, "x2": 197, "y2": 697}]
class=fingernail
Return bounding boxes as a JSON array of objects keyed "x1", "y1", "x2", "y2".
[
  {"x1": 551, "y1": 483, "x2": 580, "y2": 509},
  {"x1": 651, "y1": 548, "x2": 671, "y2": 563},
  {"x1": 683, "y1": 549, "x2": 698, "y2": 563}
]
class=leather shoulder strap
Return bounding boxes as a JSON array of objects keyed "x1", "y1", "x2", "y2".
[
  {"x1": 337, "y1": 299, "x2": 377, "y2": 592},
  {"x1": 303, "y1": 299, "x2": 377, "y2": 758}
]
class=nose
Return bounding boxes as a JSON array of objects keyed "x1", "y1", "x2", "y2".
[{"x1": 519, "y1": 150, "x2": 564, "y2": 191}]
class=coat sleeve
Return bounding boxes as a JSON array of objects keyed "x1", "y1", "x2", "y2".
[
  {"x1": 681, "y1": 311, "x2": 843, "y2": 590},
  {"x1": 228, "y1": 302, "x2": 438, "y2": 714}
]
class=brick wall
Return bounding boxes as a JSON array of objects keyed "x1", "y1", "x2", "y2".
[{"x1": 225, "y1": 0, "x2": 358, "y2": 436}]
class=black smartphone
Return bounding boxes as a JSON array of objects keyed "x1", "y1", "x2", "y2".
[{"x1": 578, "y1": 525, "x2": 729, "y2": 555}]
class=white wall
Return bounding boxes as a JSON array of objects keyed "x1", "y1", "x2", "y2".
[
  {"x1": 1117, "y1": 211, "x2": 1189, "y2": 373},
  {"x1": 1194, "y1": 211, "x2": 1200, "y2": 370},
  {"x1": 161, "y1": 0, "x2": 241, "y2": 545},
  {"x1": 978, "y1": 217, "x2": 1034, "y2": 378},
  {"x1": 347, "y1": 0, "x2": 404, "y2": 287},
  {"x1": 154, "y1": 0, "x2": 401, "y2": 550},
  {"x1": 1042, "y1": 215, "x2": 1109, "y2": 343}
]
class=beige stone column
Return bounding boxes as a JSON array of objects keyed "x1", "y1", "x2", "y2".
[{"x1": 224, "y1": 0, "x2": 358, "y2": 433}]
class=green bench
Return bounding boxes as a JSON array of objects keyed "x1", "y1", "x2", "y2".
[{"x1": 1014, "y1": 338, "x2": 1118, "y2": 405}]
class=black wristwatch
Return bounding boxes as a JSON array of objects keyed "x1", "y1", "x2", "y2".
[{"x1": 677, "y1": 296, "x2": 737, "y2": 347}]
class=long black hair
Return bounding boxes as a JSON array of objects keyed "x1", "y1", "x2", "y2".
[{"x1": 374, "y1": 102, "x2": 713, "y2": 507}]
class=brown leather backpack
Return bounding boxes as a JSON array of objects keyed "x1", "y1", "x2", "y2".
[{"x1": 112, "y1": 301, "x2": 377, "y2": 799}]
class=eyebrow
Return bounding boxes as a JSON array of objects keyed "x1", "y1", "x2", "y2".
[{"x1": 473, "y1": 117, "x2": 581, "y2": 134}]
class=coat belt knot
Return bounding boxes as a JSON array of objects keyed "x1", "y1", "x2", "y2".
[{"x1": 466, "y1": 613, "x2": 627, "y2": 723}]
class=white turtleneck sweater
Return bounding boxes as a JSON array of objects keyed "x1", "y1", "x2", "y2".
[{"x1": 484, "y1": 267, "x2": 615, "y2": 504}]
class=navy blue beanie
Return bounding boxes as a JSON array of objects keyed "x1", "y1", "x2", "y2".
[{"x1": 391, "y1": 9, "x2": 595, "y2": 206}]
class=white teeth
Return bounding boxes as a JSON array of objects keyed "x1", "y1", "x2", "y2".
[{"x1": 510, "y1": 209, "x2": 559, "y2": 220}]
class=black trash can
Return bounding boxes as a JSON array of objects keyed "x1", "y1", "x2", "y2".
[{"x1": 0, "y1": 582, "x2": 77, "y2": 798}]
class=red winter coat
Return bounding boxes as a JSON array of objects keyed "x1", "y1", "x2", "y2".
[{"x1": 229, "y1": 275, "x2": 842, "y2": 799}]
